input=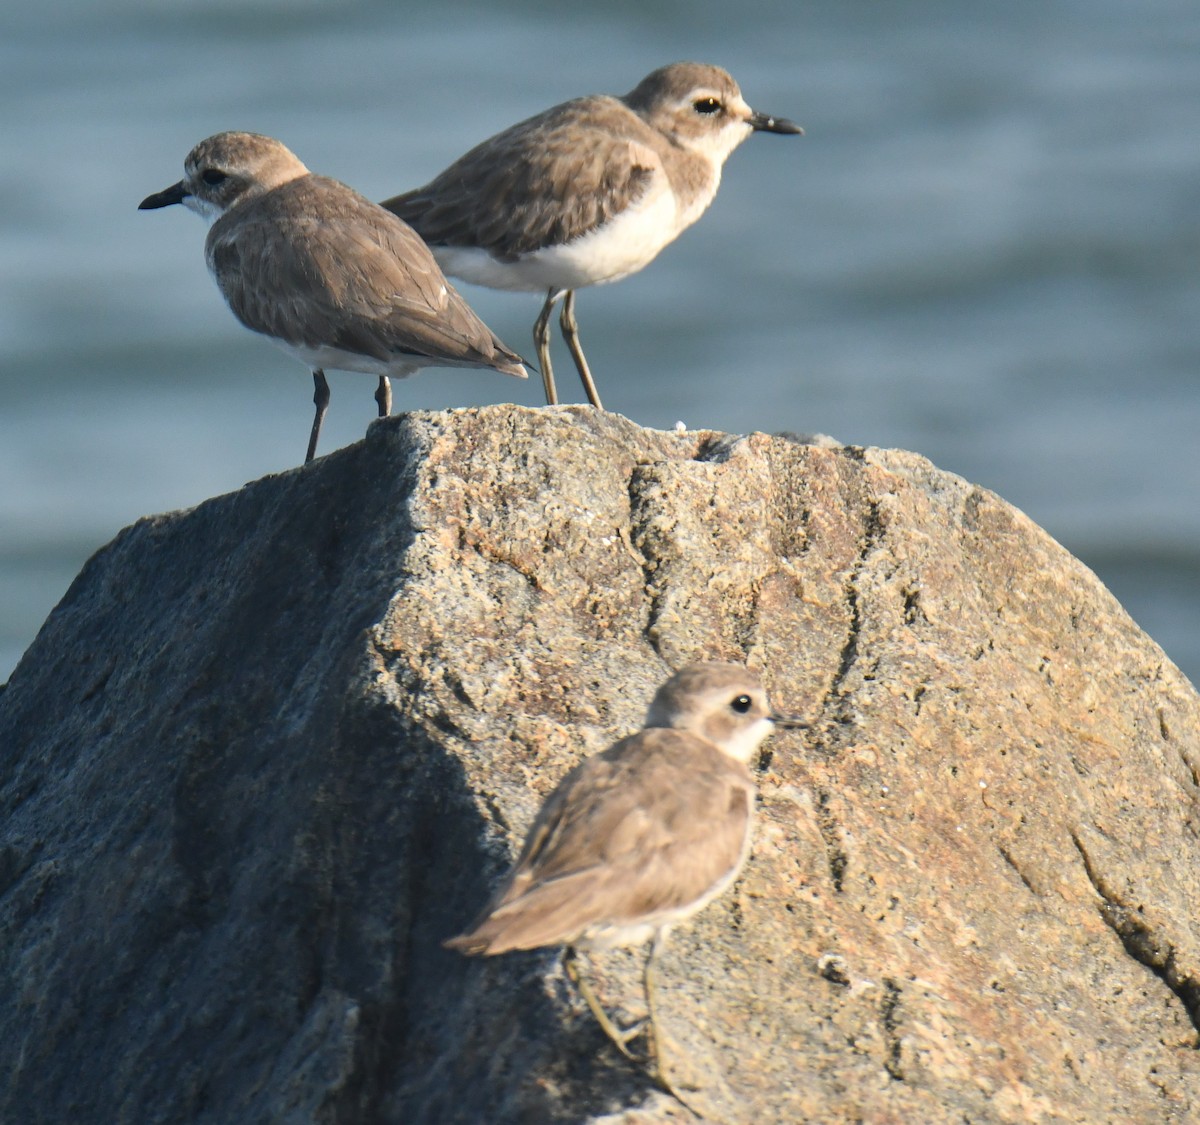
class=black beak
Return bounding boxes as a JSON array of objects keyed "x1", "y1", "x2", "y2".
[
  {"x1": 749, "y1": 110, "x2": 803, "y2": 136},
  {"x1": 769, "y1": 713, "x2": 809, "y2": 729},
  {"x1": 138, "y1": 180, "x2": 189, "y2": 210}
]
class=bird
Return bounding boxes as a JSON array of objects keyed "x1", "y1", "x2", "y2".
[
  {"x1": 381, "y1": 63, "x2": 802, "y2": 410},
  {"x1": 139, "y1": 131, "x2": 527, "y2": 464},
  {"x1": 445, "y1": 661, "x2": 805, "y2": 1101}
]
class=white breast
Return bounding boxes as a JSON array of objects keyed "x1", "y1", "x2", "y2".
[{"x1": 433, "y1": 179, "x2": 697, "y2": 294}]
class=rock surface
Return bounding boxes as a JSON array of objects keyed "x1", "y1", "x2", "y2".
[{"x1": 1, "y1": 404, "x2": 1199, "y2": 1124}]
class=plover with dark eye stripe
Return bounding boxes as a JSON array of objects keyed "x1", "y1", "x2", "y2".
[
  {"x1": 446, "y1": 661, "x2": 806, "y2": 1104},
  {"x1": 139, "y1": 131, "x2": 527, "y2": 464},
  {"x1": 382, "y1": 63, "x2": 801, "y2": 411}
]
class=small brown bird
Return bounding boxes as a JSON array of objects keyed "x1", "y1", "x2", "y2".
[
  {"x1": 139, "y1": 131, "x2": 527, "y2": 463},
  {"x1": 382, "y1": 63, "x2": 802, "y2": 409},
  {"x1": 446, "y1": 661, "x2": 804, "y2": 1100}
]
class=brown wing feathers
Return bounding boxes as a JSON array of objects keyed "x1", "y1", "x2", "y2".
[
  {"x1": 208, "y1": 175, "x2": 523, "y2": 370},
  {"x1": 383, "y1": 98, "x2": 661, "y2": 259},
  {"x1": 446, "y1": 730, "x2": 753, "y2": 953}
]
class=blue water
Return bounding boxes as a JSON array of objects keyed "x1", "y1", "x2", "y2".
[{"x1": 3, "y1": 0, "x2": 1199, "y2": 684}]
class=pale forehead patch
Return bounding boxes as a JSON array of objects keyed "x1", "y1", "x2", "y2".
[
  {"x1": 627, "y1": 62, "x2": 741, "y2": 108},
  {"x1": 682, "y1": 82, "x2": 743, "y2": 107},
  {"x1": 183, "y1": 132, "x2": 310, "y2": 197},
  {"x1": 185, "y1": 131, "x2": 296, "y2": 170}
]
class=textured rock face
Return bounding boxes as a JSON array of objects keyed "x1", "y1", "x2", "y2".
[{"x1": 1, "y1": 404, "x2": 1198, "y2": 1124}]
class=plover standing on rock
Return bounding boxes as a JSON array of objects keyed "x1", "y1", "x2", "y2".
[
  {"x1": 140, "y1": 131, "x2": 526, "y2": 463},
  {"x1": 446, "y1": 661, "x2": 806, "y2": 1104},
  {"x1": 383, "y1": 63, "x2": 801, "y2": 409}
]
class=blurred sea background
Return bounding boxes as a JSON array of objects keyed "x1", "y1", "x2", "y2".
[{"x1": 2, "y1": 0, "x2": 1198, "y2": 685}]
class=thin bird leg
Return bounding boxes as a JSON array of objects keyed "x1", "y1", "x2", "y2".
[
  {"x1": 559, "y1": 289, "x2": 603, "y2": 410},
  {"x1": 642, "y1": 930, "x2": 700, "y2": 1111},
  {"x1": 375, "y1": 375, "x2": 392, "y2": 418},
  {"x1": 306, "y1": 369, "x2": 331, "y2": 464},
  {"x1": 563, "y1": 946, "x2": 645, "y2": 1060},
  {"x1": 533, "y1": 288, "x2": 564, "y2": 406},
  {"x1": 643, "y1": 931, "x2": 669, "y2": 1072}
]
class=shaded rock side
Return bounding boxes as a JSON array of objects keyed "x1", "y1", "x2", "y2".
[{"x1": 1, "y1": 404, "x2": 1198, "y2": 1124}]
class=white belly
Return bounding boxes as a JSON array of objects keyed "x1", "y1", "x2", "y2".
[
  {"x1": 433, "y1": 182, "x2": 691, "y2": 293},
  {"x1": 270, "y1": 339, "x2": 425, "y2": 379}
]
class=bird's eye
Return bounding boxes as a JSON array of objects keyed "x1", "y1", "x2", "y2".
[
  {"x1": 692, "y1": 97, "x2": 722, "y2": 115},
  {"x1": 201, "y1": 169, "x2": 228, "y2": 187},
  {"x1": 730, "y1": 694, "x2": 753, "y2": 714}
]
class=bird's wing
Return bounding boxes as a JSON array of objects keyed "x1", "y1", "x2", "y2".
[
  {"x1": 448, "y1": 730, "x2": 754, "y2": 952},
  {"x1": 382, "y1": 97, "x2": 663, "y2": 260},
  {"x1": 206, "y1": 176, "x2": 523, "y2": 371}
]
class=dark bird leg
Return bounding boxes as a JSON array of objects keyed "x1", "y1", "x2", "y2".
[
  {"x1": 534, "y1": 288, "x2": 565, "y2": 406},
  {"x1": 306, "y1": 369, "x2": 330, "y2": 464},
  {"x1": 562, "y1": 946, "x2": 645, "y2": 1060},
  {"x1": 559, "y1": 289, "x2": 603, "y2": 409},
  {"x1": 375, "y1": 375, "x2": 392, "y2": 418}
]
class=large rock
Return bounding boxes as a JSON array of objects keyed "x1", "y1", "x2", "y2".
[{"x1": 1, "y1": 404, "x2": 1198, "y2": 1123}]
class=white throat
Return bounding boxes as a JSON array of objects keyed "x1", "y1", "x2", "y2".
[
  {"x1": 183, "y1": 194, "x2": 225, "y2": 228},
  {"x1": 718, "y1": 716, "x2": 774, "y2": 764}
]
